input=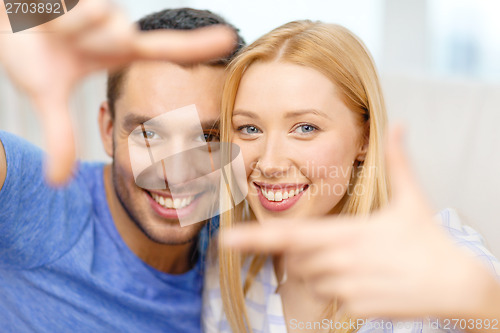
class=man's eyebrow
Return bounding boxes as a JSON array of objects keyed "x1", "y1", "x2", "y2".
[
  {"x1": 123, "y1": 114, "x2": 154, "y2": 129},
  {"x1": 200, "y1": 119, "x2": 220, "y2": 130},
  {"x1": 123, "y1": 113, "x2": 220, "y2": 131}
]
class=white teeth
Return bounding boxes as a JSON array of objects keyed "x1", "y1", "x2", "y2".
[
  {"x1": 184, "y1": 197, "x2": 193, "y2": 208},
  {"x1": 165, "y1": 198, "x2": 173, "y2": 209},
  {"x1": 152, "y1": 193, "x2": 194, "y2": 209},
  {"x1": 260, "y1": 187, "x2": 306, "y2": 201},
  {"x1": 173, "y1": 198, "x2": 181, "y2": 209}
]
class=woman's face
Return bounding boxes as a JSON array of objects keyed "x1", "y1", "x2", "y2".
[{"x1": 232, "y1": 61, "x2": 366, "y2": 221}]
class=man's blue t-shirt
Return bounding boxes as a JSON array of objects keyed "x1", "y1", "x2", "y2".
[{"x1": 0, "y1": 131, "x2": 208, "y2": 332}]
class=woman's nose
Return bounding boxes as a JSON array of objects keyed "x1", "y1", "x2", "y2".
[{"x1": 256, "y1": 138, "x2": 292, "y2": 178}]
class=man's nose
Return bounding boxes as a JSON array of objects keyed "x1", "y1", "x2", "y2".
[{"x1": 154, "y1": 141, "x2": 211, "y2": 187}]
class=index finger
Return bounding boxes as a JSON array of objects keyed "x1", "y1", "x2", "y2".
[
  {"x1": 223, "y1": 218, "x2": 361, "y2": 254},
  {"x1": 35, "y1": 95, "x2": 76, "y2": 185}
]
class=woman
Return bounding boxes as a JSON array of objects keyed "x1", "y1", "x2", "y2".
[
  {"x1": 204, "y1": 20, "x2": 388, "y2": 333},
  {"x1": 221, "y1": 125, "x2": 500, "y2": 324},
  {"x1": 203, "y1": 21, "x2": 500, "y2": 332}
]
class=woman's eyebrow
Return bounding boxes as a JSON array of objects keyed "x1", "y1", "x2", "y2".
[
  {"x1": 232, "y1": 110, "x2": 259, "y2": 119},
  {"x1": 233, "y1": 109, "x2": 330, "y2": 120},
  {"x1": 285, "y1": 109, "x2": 331, "y2": 120}
]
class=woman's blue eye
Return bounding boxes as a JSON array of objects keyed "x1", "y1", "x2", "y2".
[
  {"x1": 295, "y1": 124, "x2": 317, "y2": 134},
  {"x1": 239, "y1": 125, "x2": 261, "y2": 135}
]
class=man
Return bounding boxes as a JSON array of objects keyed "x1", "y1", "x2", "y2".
[{"x1": 0, "y1": 6, "x2": 244, "y2": 333}]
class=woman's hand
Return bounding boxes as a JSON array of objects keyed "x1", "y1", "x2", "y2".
[
  {"x1": 224, "y1": 126, "x2": 500, "y2": 319},
  {"x1": 0, "y1": 0, "x2": 235, "y2": 184}
]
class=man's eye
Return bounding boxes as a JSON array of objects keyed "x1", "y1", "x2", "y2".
[
  {"x1": 200, "y1": 129, "x2": 220, "y2": 142},
  {"x1": 131, "y1": 129, "x2": 160, "y2": 141},
  {"x1": 197, "y1": 129, "x2": 220, "y2": 142},
  {"x1": 238, "y1": 125, "x2": 261, "y2": 135},
  {"x1": 142, "y1": 130, "x2": 159, "y2": 139}
]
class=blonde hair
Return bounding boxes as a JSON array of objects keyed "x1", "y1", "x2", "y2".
[{"x1": 218, "y1": 20, "x2": 390, "y2": 332}]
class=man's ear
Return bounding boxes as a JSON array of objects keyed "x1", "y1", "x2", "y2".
[
  {"x1": 98, "y1": 101, "x2": 114, "y2": 158},
  {"x1": 356, "y1": 121, "x2": 370, "y2": 162}
]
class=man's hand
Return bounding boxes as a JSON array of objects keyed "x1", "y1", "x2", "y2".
[
  {"x1": 223, "y1": 126, "x2": 500, "y2": 319},
  {"x1": 0, "y1": 0, "x2": 236, "y2": 184}
]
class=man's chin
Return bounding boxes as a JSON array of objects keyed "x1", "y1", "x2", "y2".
[
  {"x1": 139, "y1": 220, "x2": 205, "y2": 245},
  {"x1": 110, "y1": 166, "x2": 206, "y2": 245}
]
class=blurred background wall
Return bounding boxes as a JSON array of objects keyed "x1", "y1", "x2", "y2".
[{"x1": 1, "y1": 0, "x2": 499, "y2": 257}]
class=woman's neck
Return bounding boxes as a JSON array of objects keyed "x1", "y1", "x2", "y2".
[{"x1": 272, "y1": 255, "x2": 331, "y2": 332}]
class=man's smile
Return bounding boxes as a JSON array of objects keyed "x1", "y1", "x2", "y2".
[{"x1": 148, "y1": 190, "x2": 198, "y2": 209}]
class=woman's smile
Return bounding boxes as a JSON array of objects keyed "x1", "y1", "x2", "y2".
[{"x1": 252, "y1": 181, "x2": 309, "y2": 212}]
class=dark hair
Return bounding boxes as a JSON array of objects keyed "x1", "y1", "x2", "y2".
[{"x1": 106, "y1": 8, "x2": 245, "y2": 118}]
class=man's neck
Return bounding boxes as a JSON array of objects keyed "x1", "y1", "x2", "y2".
[{"x1": 103, "y1": 165, "x2": 196, "y2": 274}]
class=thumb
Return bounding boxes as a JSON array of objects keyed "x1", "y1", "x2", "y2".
[
  {"x1": 385, "y1": 124, "x2": 424, "y2": 205},
  {"x1": 131, "y1": 25, "x2": 238, "y2": 64},
  {"x1": 34, "y1": 94, "x2": 76, "y2": 185}
]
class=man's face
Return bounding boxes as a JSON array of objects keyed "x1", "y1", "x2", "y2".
[{"x1": 111, "y1": 61, "x2": 225, "y2": 244}]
